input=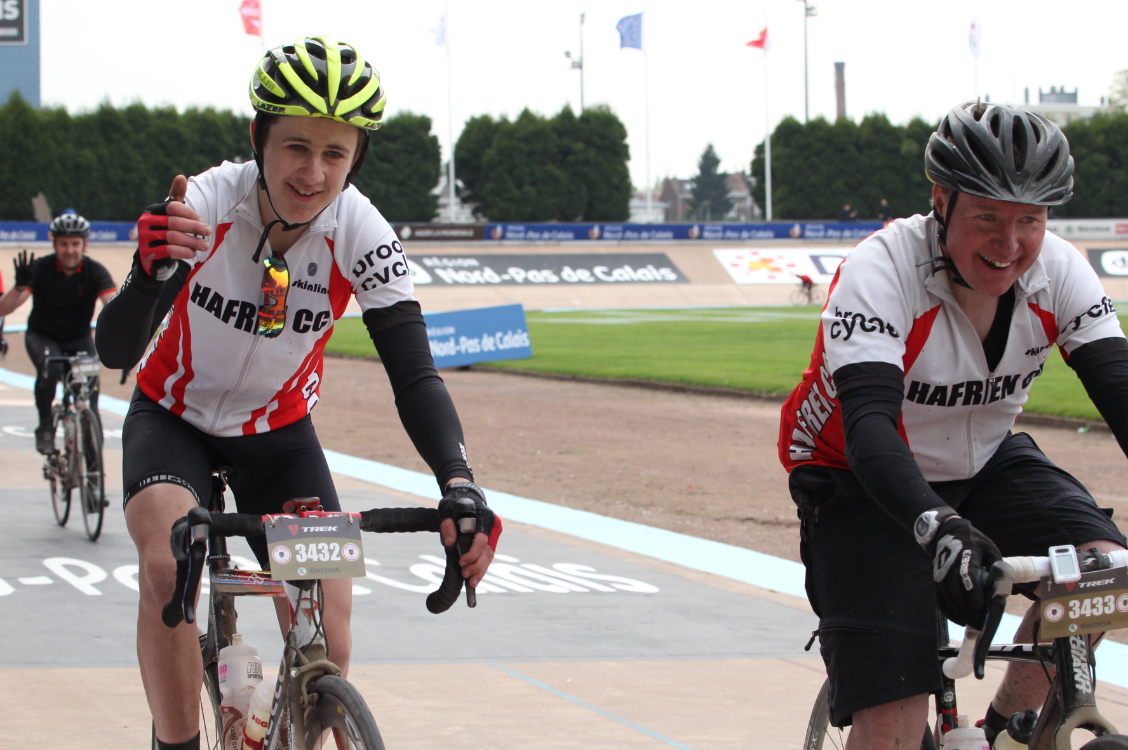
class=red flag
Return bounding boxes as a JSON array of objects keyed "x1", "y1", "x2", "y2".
[
  {"x1": 747, "y1": 27, "x2": 770, "y2": 50},
  {"x1": 239, "y1": 0, "x2": 261, "y2": 36}
]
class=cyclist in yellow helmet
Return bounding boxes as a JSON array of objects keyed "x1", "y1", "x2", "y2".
[{"x1": 97, "y1": 37, "x2": 501, "y2": 750}]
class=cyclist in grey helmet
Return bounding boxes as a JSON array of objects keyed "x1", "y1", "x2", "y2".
[
  {"x1": 0, "y1": 211, "x2": 115, "y2": 454},
  {"x1": 779, "y1": 101, "x2": 1128, "y2": 748}
]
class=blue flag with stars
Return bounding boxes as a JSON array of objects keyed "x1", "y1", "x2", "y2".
[{"x1": 617, "y1": 13, "x2": 642, "y2": 50}]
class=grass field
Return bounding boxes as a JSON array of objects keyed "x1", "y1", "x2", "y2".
[{"x1": 326, "y1": 307, "x2": 1123, "y2": 421}]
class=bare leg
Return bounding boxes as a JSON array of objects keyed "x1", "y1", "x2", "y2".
[
  {"x1": 126, "y1": 483, "x2": 202, "y2": 744},
  {"x1": 846, "y1": 694, "x2": 930, "y2": 750},
  {"x1": 991, "y1": 539, "x2": 1126, "y2": 717}
]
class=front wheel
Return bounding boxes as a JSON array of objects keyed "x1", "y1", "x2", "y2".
[
  {"x1": 804, "y1": 679, "x2": 935, "y2": 750},
  {"x1": 305, "y1": 675, "x2": 385, "y2": 750},
  {"x1": 77, "y1": 408, "x2": 105, "y2": 541},
  {"x1": 48, "y1": 412, "x2": 71, "y2": 526},
  {"x1": 1080, "y1": 736, "x2": 1128, "y2": 748}
]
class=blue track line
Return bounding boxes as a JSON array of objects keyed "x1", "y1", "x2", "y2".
[
  {"x1": 490, "y1": 663, "x2": 697, "y2": 750},
  {"x1": 1, "y1": 364, "x2": 1126, "y2": 689}
]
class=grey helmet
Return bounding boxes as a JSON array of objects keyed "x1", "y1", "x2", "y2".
[
  {"x1": 49, "y1": 211, "x2": 90, "y2": 238},
  {"x1": 926, "y1": 100, "x2": 1074, "y2": 205}
]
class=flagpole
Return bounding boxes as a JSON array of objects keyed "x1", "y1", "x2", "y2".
[
  {"x1": 764, "y1": 43, "x2": 772, "y2": 222},
  {"x1": 644, "y1": 44, "x2": 652, "y2": 223},
  {"x1": 446, "y1": 4, "x2": 456, "y2": 223},
  {"x1": 259, "y1": 0, "x2": 265, "y2": 53}
]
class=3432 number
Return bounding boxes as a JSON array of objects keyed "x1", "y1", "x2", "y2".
[
  {"x1": 1068, "y1": 595, "x2": 1117, "y2": 619},
  {"x1": 294, "y1": 542, "x2": 341, "y2": 563}
]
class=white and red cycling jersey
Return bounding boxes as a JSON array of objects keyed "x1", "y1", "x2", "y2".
[
  {"x1": 137, "y1": 160, "x2": 414, "y2": 437},
  {"x1": 779, "y1": 213, "x2": 1124, "y2": 481}
]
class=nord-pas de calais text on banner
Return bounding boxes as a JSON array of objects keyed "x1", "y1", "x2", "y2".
[
  {"x1": 425, "y1": 304, "x2": 533, "y2": 368},
  {"x1": 713, "y1": 247, "x2": 853, "y2": 284},
  {"x1": 408, "y1": 254, "x2": 687, "y2": 286}
]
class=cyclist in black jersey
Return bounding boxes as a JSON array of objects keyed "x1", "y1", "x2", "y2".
[{"x1": 0, "y1": 212, "x2": 115, "y2": 454}]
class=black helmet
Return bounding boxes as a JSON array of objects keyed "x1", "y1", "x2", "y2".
[
  {"x1": 49, "y1": 212, "x2": 90, "y2": 239},
  {"x1": 926, "y1": 101, "x2": 1074, "y2": 206}
]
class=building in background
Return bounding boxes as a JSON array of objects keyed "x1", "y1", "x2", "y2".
[
  {"x1": 660, "y1": 178, "x2": 694, "y2": 222},
  {"x1": 0, "y1": 0, "x2": 39, "y2": 108},
  {"x1": 432, "y1": 172, "x2": 478, "y2": 223},
  {"x1": 629, "y1": 188, "x2": 668, "y2": 223},
  {"x1": 725, "y1": 173, "x2": 761, "y2": 222},
  {"x1": 1024, "y1": 85, "x2": 1110, "y2": 127}
]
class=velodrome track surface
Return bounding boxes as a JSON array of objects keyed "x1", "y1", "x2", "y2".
[{"x1": 3, "y1": 374, "x2": 1128, "y2": 748}]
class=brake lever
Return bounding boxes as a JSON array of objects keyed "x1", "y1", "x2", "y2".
[
  {"x1": 973, "y1": 561, "x2": 1014, "y2": 679},
  {"x1": 452, "y1": 498, "x2": 478, "y2": 608}
]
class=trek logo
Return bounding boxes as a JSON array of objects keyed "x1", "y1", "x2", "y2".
[
  {"x1": 906, "y1": 365, "x2": 1044, "y2": 407},
  {"x1": 1077, "y1": 578, "x2": 1115, "y2": 588},
  {"x1": 302, "y1": 526, "x2": 339, "y2": 533},
  {"x1": 788, "y1": 352, "x2": 838, "y2": 462},
  {"x1": 1062, "y1": 296, "x2": 1116, "y2": 333},
  {"x1": 828, "y1": 308, "x2": 899, "y2": 342},
  {"x1": 1070, "y1": 636, "x2": 1093, "y2": 693},
  {"x1": 351, "y1": 241, "x2": 409, "y2": 292}
]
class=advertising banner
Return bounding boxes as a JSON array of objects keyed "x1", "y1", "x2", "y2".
[
  {"x1": 409, "y1": 253, "x2": 687, "y2": 286},
  {"x1": 0, "y1": 221, "x2": 136, "y2": 243},
  {"x1": 393, "y1": 223, "x2": 485, "y2": 242},
  {"x1": 1048, "y1": 219, "x2": 1128, "y2": 242},
  {"x1": 424, "y1": 304, "x2": 533, "y2": 368},
  {"x1": 0, "y1": 0, "x2": 27, "y2": 44},
  {"x1": 713, "y1": 246, "x2": 853, "y2": 284},
  {"x1": 483, "y1": 221, "x2": 882, "y2": 242},
  {"x1": 1086, "y1": 248, "x2": 1128, "y2": 277}
]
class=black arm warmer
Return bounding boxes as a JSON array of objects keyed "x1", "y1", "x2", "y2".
[
  {"x1": 95, "y1": 253, "x2": 188, "y2": 369},
  {"x1": 1070, "y1": 337, "x2": 1128, "y2": 456},
  {"x1": 365, "y1": 301, "x2": 474, "y2": 488},
  {"x1": 836, "y1": 361, "x2": 951, "y2": 532}
]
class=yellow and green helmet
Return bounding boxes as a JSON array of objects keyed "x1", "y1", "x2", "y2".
[{"x1": 250, "y1": 36, "x2": 387, "y2": 131}]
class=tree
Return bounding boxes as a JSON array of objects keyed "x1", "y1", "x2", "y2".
[
  {"x1": 352, "y1": 112, "x2": 441, "y2": 221},
  {"x1": 454, "y1": 114, "x2": 502, "y2": 207},
  {"x1": 690, "y1": 144, "x2": 731, "y2": 220},
  {"x1": 1110, "y1": 69, "x2": 1128, "y2": 112},
  {"x1": 1055, "y1": 113, "x2": 1128, "y2": 217}
]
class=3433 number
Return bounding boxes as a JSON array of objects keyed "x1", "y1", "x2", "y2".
[
  {"x1": 1068, "y1": 595, "x2": 1118, "y2": 619},
  {"x1": 294, "y1": 542, "x2": 341, "y2": 563}
]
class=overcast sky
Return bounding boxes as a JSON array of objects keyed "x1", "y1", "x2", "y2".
[{"x1": 39, "y1": 0, "x2": 1128, "y2": 190}]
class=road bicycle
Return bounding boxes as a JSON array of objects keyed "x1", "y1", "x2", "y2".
[
  {"x1": 159, "y1": 469, "x2": 477, "y2": 750},
  {"x1": 804, "y1": 547, "x2": 1128, "y2": 749},
  {"x1": 790, "y1": 283, "x2": 824, "y2": 307},
  {"x1": 43, "y1": 353, "x2": 105, "y2": 541}
]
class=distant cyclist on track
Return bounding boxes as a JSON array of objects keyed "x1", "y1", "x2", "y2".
[
  {"x1": 96, "y1": 36, "x2": 501, "y2": 750},
  {"x1": 796, "y1": 273, "x2": 816, "y2": 304},
  {"x1": 0, "y1": 211, "x2": 115, "y2": 454},
  {"x1": 779, "y1": 101, "x2": 1128, "y2": 749}
]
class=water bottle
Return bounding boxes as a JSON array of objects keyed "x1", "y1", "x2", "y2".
[
  {"x1": 242, "y1": 676, "x2": 276, "y2": 750},
  {"x1": 217, "y1": 634, "x2": 263, "y2": 750},
  {"x1": 994, "y1": 710, "x2": 1038, "y2": 750},
  {"x1": 942, "y1": 714, "x2": 990, "y2": 749}
]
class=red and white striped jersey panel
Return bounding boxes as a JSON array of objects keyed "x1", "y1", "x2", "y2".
[{"x1": 137, "y1": 161, "x2": 414, "y2": 437}]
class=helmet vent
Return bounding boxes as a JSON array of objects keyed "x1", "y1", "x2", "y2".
[
  {"x1": 966, "y1": 133, "x2": 1003, "y2": 182},
  {"x1": 1036, "y1": 149, "x2": 1061, "y2": 183},
  {"x1": 988, "y1": 112, "x2": 1002, "y2": 138},
  {"x1": 1012, "y1": 120, "x2": 1028, "y2": 172}
]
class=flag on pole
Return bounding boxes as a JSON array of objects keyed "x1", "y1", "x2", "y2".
[
  {"x1": 239, "y1": 0, "x2": 261, "y2": 36},
  {"x1": 431, "y1": 13, "x2": 447, "y2": 47},
  {"x1": 747, "y1": 27, "x2": 770, "y2": 50},
  {"x1": 617, "y1": 13, "x2": 642, "y2": 50},
  {"x1": 968, "y1": 18, "x2": 982, "y2": 58}
]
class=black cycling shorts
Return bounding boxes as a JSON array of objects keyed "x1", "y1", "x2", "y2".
[
  {"x1": 122, "y1": 389, "x2": 341, "y2": 567},
  {"x1": 790, "y1": 431, "x2": 1126, "y2": 728}
]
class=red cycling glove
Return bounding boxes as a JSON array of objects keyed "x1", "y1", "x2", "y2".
[{"x1": 136, "y1": 199, "x2": 178, "y2": 281}]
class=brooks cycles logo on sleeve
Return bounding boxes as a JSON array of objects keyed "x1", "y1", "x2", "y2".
[
  {"x1": 189, "y1": 283, "x2": 330, "y2": 336},
  {"x1": 1040, "y1": 566, "x2": 1128, "y2": 639},
  {"x1": 265, "y1": 516, "x2": 366, "y2": 581},
  {"x1": 828, "y1": 308, "x2": 899, "y2": 342},
  {"x1": 351, "y1": 241, "x2": 408, "y2": 292},
  {"x1": 1062, "y1": 296, "x2": 1116, "y2": 334},
  {"x1": 905, "y1": 365, "x2": 1045, "y2": 407},
  {"x1": 788, "y1": 352, "x2": 838, "y2": 462}
]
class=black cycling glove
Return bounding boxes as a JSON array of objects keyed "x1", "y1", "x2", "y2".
[
  {"x1": 439, "y1": 482, "x2": 502, "y2": 551},
  {"x1": 924, "y1": 513, "x2": 1002, "y2": 627},
  {"x1": 13, "y1": 250, "x2": 33, "y2": 288}
]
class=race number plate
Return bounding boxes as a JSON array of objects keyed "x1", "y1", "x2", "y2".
[
  {"x1": 1041, "y1": 567, "x2": 1128, "y2": 639},
  {"x1": 264, "y1": 515, "x2": 365, "y2": 581}
]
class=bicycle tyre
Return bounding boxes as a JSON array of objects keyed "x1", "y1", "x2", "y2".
[
  {"x1": 151, "y1": 635, "x2": 224, "y2": 750},
  {"x1": 804, "y1": 678, "x2": 934, "y2": 750},
  {"x1": 48, "y1": 412, "x2": 70, "y2": 526},
  {"x1": 1081, "y1": 736, "x2": 1128, "y2": 748},
  {"x1": 789, "y1": 288, "x2": 806, "y2": 306},
  {"x1": 305, "y1": 674, "x2": 385, "y2": 750},
  {"x1": 78, "y1": 408, "x2": 105, "y2": 541},
  {"x1": 810, "y1": 288, "x2": 825, "y2": 306}
]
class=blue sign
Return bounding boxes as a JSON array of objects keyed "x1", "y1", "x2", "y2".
[
  {"x1": 425, "y1": 304, "x2": 533, "y2": 369},
  {"x1": 0, "y1": 221, "x2": 137, "y2": 243},
  {"x1": 483, "y1": 221, "x2": 883, "y2": 242}
]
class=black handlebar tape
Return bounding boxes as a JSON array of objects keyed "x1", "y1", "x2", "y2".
[
  {"x1": 360, "y1": 507, "x2": 440, "y2": 534},
  {"x1": 208, "y1": 513, "x2": 266, "y2": 538},
  {"x1": 161, "y1": 557, "x2": 191, "y2": 628},
  {"x1": 426, "y1": 544, "x2": 465, "y2": 614}
]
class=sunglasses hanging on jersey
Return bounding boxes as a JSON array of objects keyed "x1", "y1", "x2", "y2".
[{"x1": 257, "y1": 252, "x2": 289, "y2": 337}]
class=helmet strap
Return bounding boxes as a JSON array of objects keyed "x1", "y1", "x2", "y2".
[
  {"x1": 930, "y1": 190, "x2": 973, "y2": 289},
  {"x1": 250, "y1": 118, "x2": 330, "y2": 264}
]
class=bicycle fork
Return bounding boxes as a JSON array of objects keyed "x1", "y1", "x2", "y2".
[{"x1": 1028, "y1": 635, "x2": 1118, "y2": 750}]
